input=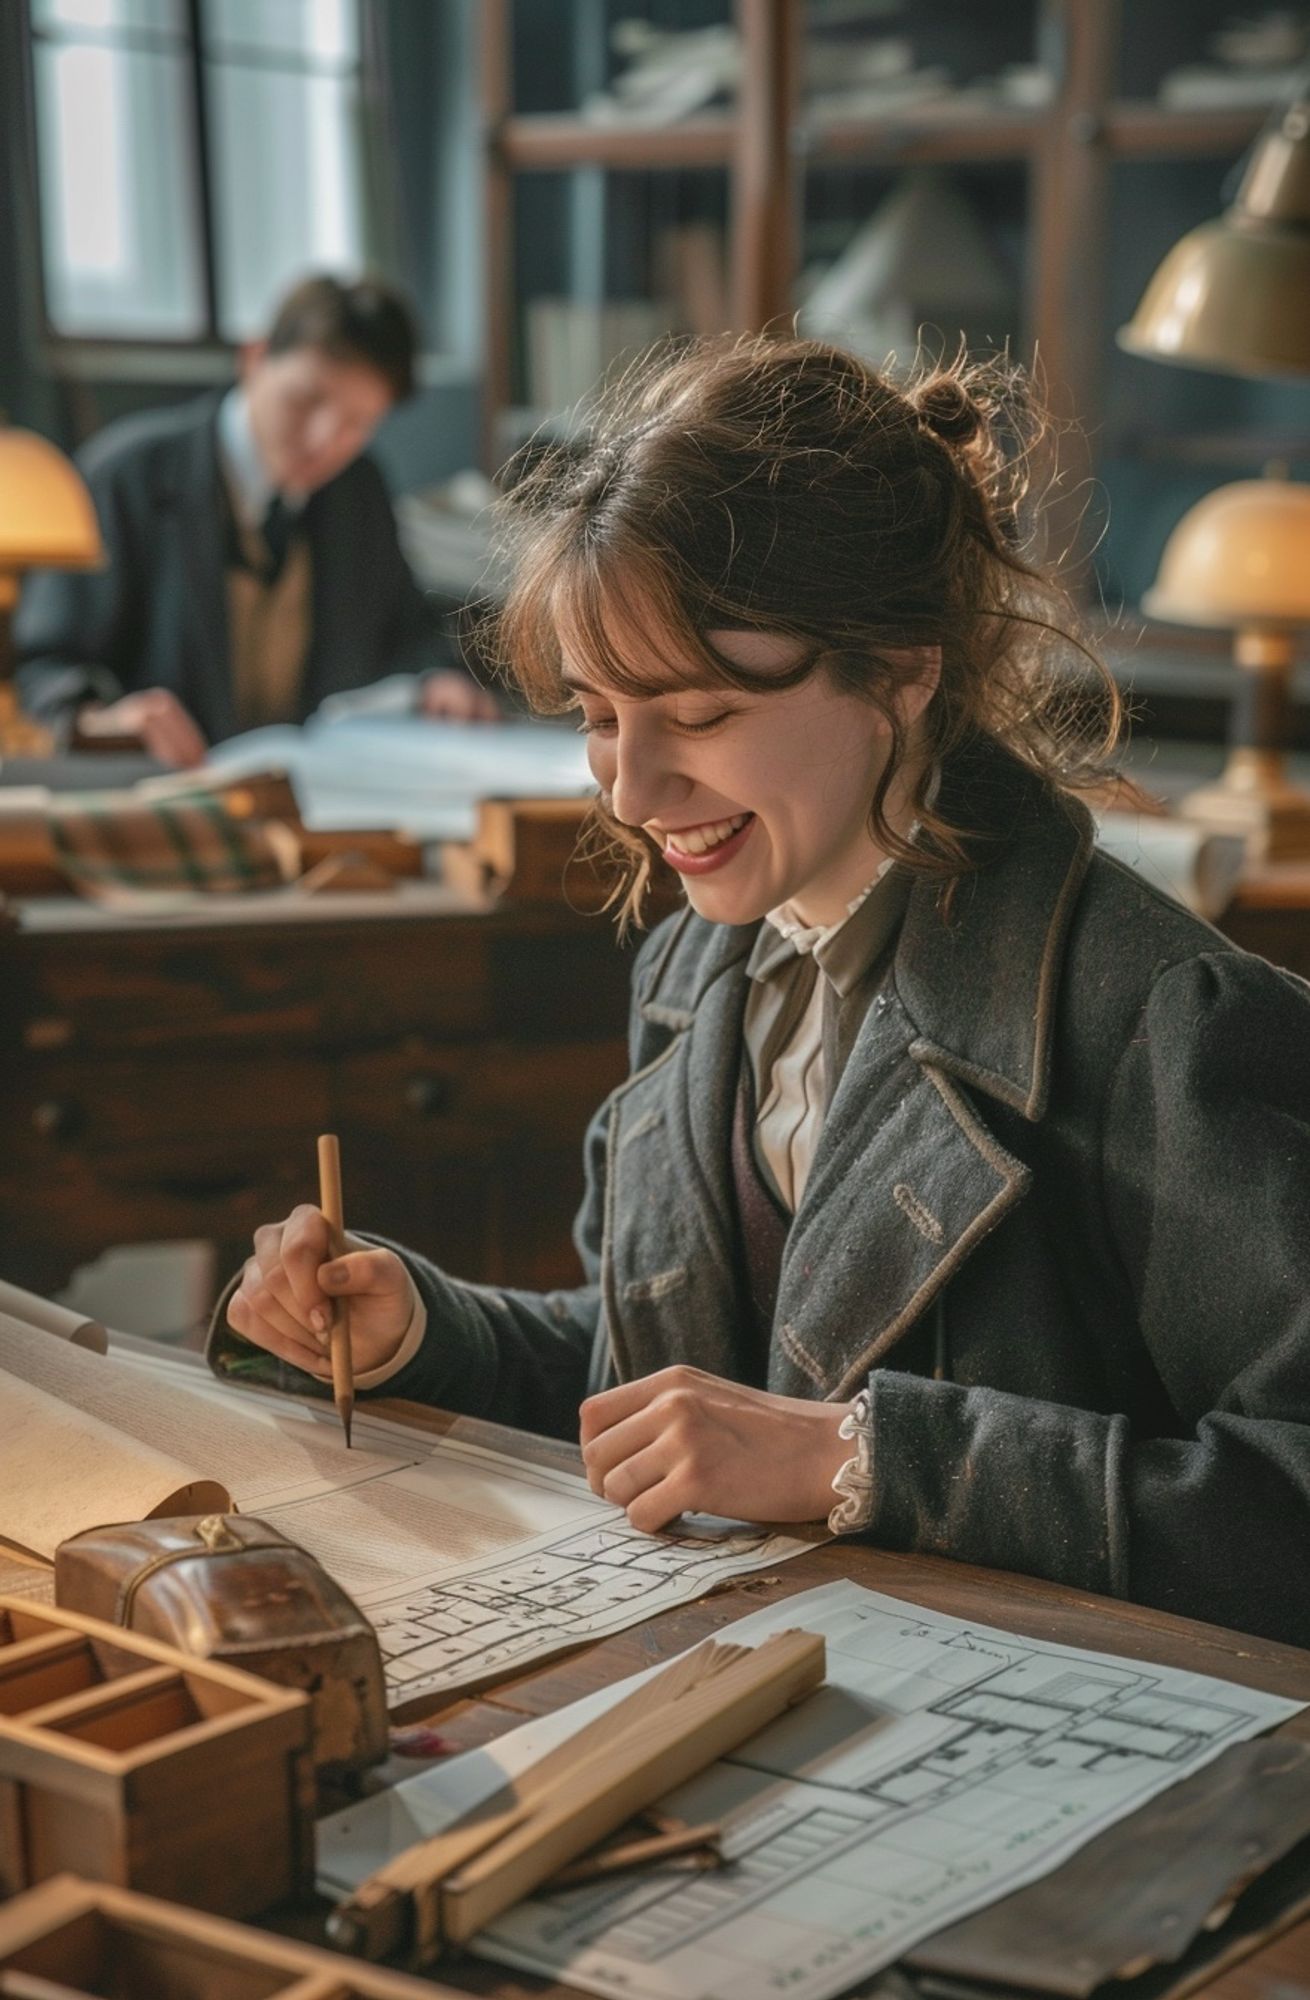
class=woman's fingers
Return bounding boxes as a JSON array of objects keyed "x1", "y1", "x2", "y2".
[
  {"x1": 268, "y1": 1206, "x2": 335, "y2": 1323},
  {"x1": 238, "y1": 1217, "x2": 414, "y2": 1376},
  {"x1": 582, "y1": 1395, "x2": 701, "y2": 1528},
  {"x1": 580, "y1": 1364, "x2": 709, "y2": 1448},
  {"x1": 581, "y1": 1403, "x2": 665, "y2": 1494},
  {"x1": 227, "y1": 1279, "x2": 325, "y2": 1374},
  {"x1": 598, "y1": 1437, "x2": 688, "y2": 1533},
  {"x1": 320, "y1": 1246, "x2": 411, "y2": 1305},
  {"x1": 595, "y1": 1438, "x2": 671, "y2": 1510},
  {"x1": 625, "y1": 1478, "x2": 686, "y2": 1536},
  {"x1": 579, "y1": 1369, "x2": 850, "y2": 1529},
  {"x1": 419, "y1": 670, "x2": 502, "y2": 723}
]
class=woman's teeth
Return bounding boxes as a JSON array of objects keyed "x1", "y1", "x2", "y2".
[{"x1": 667, "y1": 814, "x2": 749, "y2": 857}]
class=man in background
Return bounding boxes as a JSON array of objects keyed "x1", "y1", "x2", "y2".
[{"x1": 16, "y1": 274, "x2": 496, "y2": 768}]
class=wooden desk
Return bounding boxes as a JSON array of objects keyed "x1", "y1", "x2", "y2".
[
  {"x1": 0, "y1": 886, "x2": 632, "y2": 1298},
  {"x1": 0, "y1": 823, "x2": 1306, "y2": 1311},
  {"x1": 3, "y1": 1399, "x2": 1308, "y2": 1997}
]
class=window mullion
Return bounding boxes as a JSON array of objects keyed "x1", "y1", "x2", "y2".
[{"x1": 184, "y1": 0, "x2": 220, "y2": 344}]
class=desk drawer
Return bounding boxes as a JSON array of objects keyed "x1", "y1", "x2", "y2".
[
  {"x1": 4, "y1": 1056, "x2": 330, "y2": 1164},
  {"x1": 332, "y1": 1037, "x2": 629, "y2": 1147},
  {"x1": 0, "y1": 1144, "x2": 312, "y2": 1297}
]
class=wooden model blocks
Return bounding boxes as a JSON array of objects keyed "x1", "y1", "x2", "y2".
[
  {"x1": 0, "y1": 1597, "x2": 314, "y2": 1918},
  {"x1": 0, "y1": 1875, "x2": 457, "y2": 1998}
]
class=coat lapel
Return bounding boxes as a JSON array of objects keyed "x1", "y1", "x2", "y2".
[
  {"x1": 601, "y1": 922, "x2": 754, "y2": 1386},
  {"x1": 768, "y1": 983, "x2": 1031, "y2": 1400},
  {"x1": 771, "y1": 740, "x2": 1095, "y2": 1399}
]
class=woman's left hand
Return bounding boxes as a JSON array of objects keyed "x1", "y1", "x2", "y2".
[{"x1": 579, "y1": 1365, "x2": 853, "y2": 1533}]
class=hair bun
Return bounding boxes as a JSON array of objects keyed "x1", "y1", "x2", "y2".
[{"x1": 911, "y1": 374, "x2": 986, "y2": 449}]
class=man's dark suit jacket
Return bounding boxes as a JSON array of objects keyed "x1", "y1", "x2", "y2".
[{"x1": 15, "y1": 391, "x2": 454, "y2": 745}]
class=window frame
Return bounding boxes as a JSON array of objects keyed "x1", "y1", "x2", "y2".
[{"x1": 21, "y1": 0, "x2": 380, "y2": 361}]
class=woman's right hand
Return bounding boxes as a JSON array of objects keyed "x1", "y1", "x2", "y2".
[{"x1": 226, "y1": 1205, "x2": 413, "y2": 1376}]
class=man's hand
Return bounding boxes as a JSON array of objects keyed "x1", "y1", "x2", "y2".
[
  {"x1": 579, "y1": 1365, "x2": 853, "y2": 1533},
  {"x1": 418, "y1": 669, "x2": 500, "y2": 722},
  {"x1": 77, "y1": 689, "x2": 208, "y2": 768},
  {"x1": 226, "y1": 1205, "x2": 413, "y2": 1377}
]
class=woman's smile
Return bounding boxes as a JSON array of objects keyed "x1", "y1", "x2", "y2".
[{"x1": 656, "y1": 811, "x2": 756, "y2": 873}]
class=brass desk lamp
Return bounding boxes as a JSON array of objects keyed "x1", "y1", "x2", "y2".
[
  {"x1": 1144, "y1": 473, "x2": 1310, "y2": 859},
  {"x1": 1119, "y1": 92, "x2": 1310, "y2": 380},
  {"x1": 1120, "y1": 89, "x2": 1310, "y2": 856},
  {"x1": 0, "y1": 425, "x2": 105, "y2": 759}
]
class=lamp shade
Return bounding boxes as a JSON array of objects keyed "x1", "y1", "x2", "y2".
[
  {"x1": 1143, "y1": 478, "x2": 1310, "y2": 628},
  {"x1": 1118, "y1": 98, "x2": 1310, "y2": 379},
  {"x1": 0, "y1": 427, "x2": 104, "y2": 571}
]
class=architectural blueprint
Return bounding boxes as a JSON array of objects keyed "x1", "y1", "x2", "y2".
[
  {"x1": 319, "y1": 1580, "x2": 1303, "y2": 2000},
  {"x1": 103, "y1": 1339, "x2": 809, "y2": 1710},
  {"x1": 360, "y1": 1518, "x2": 804, "y2": 1703}
]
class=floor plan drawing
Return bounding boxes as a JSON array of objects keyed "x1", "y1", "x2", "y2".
[
  {"x1": 318, "y1": 1581, "x2": 1303, "y2": 2000},
  {"x1": 365, "y1": 1520, "x2": 804, "y2": 1699}
]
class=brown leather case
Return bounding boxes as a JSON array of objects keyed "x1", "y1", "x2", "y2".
[{"x1": 54, "y1": 1513, "x2": 388, "y2": 1782}]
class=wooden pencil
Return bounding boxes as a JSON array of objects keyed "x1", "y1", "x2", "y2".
[
  {"x1": 549, "y1": 1818, "x2": 723, "y2": 1886},
  {"x1": 317, "y1": 1132, "x2": 355, "y2": 1449}
]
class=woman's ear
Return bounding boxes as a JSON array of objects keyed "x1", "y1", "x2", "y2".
[{"x1": 888, "y1": 646, "x2": 942, "y2": 731}]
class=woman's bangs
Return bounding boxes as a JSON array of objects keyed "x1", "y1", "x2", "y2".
[{"x1": 550, "y1": 554, "x2": 742, "y2": 701}]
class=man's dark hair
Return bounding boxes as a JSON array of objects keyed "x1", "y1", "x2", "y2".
[{"x1": 265, "y1": 274, "x2": 418, "y2": 402}]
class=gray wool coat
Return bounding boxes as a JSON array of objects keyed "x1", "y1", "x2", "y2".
[{"x1": 209, "y1": 738, "x2": 1310, "y2": 1647}]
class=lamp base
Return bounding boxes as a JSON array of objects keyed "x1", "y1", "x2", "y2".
[
  {"x1": 1180, "y1": 750, "x2": 1310, "y2": 862},
  {"x1": 0, "y1": 681, "x2": 55, "y2": 760}
]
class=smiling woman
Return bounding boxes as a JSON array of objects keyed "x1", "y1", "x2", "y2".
[
  {"x1": 563, "y1": 623, "x2": 933, "y2": 929},
  {"x1": 210, "y1": 333, "x2": 1310, "y2": 1652},
  {"x1": 495, "y1": 336, "x2": 1118, "y2": 931}
]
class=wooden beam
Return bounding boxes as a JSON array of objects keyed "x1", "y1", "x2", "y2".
[{"x1": 731, "y1": 0, "x2": 802, "y2": 331}]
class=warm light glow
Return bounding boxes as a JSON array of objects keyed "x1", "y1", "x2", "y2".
[
  {"x1": 1144, "y1": 478, "x2": 1310, "y2": 628},
  {"x1": 0, "y1": 429, "x2": 105, "y2": 572}
]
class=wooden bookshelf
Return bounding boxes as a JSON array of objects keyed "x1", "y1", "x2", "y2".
[
  {"x1": 1103, "y1": 101, "x2": 1271, "y2": 157},
  {"x1": 804, "y1": 110, "x2": 1043, "y2": 165},
  {"x1": 498, "y1": 111, "x2": 737, "y2": 171},
  {"x1": 477, "y1": 1, "x2": 1296, "y2": 606}
]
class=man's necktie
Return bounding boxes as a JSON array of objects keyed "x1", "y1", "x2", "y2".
[{"x1": 259, "y1": 495, "x2": 294, "y2": 583}]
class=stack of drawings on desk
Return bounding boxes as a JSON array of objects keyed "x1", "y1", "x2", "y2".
[
  {"x1": 319, "y1": 1580, "x2": 1310, "y2": 2000},
  {"x1": 200, "y1": 714, "x2": 594, "y2": 846},
  {"x1": 198, "y1": 717, "x2": 1244, "y2": 917}
]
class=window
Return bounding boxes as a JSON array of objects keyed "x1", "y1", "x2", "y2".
[{"x1": 28, "y1": 0, "x2": 375, "y2": 344}]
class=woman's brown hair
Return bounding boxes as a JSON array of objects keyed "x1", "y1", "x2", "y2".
[{"x1": 484, "y1": 333, "x2": 1121, "y2": 929}]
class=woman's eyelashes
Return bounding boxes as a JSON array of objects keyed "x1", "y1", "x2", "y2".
[
  {"x1": 672, "y1": 707, "x2": 737, "y2": 735},
  {"x1": 571, "y1": 701, "x2": 737, "y2": 737},
  {"x1": 573, "y1": 708, "x2": 617, "y2": 736}
]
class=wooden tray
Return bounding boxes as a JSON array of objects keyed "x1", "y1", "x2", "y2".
[
  {"x1": 0, "y1": 1597, "x2": 313, "y2": 1919},
  {"x1": 0, "y1": 1875, "x2": 459, "y2": 1998}
]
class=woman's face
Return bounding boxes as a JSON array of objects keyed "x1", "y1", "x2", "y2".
[{"x1": 567, "y1": 625, "x2": 934, "y2": 929}]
